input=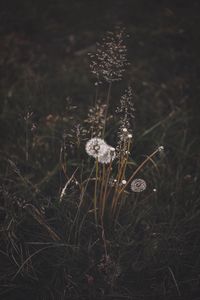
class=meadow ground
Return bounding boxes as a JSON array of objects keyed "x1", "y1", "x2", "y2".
[{"x1": 0, "y1": 1, "x2": 200, "y2": 299}]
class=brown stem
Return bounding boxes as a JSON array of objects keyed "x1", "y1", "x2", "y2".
[
  {"x1": 112, "y1": 148, "x2": 160, "y2": 217},
  {"x1": 102, "y1": 82, "x2": 112, "y2": 137}
]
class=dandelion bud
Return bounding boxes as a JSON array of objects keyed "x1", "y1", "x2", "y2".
[
  {"x1": 158, "y1": 146, "x2": 164, "y2": 152},
  {"x1": 109, "y1": 177, "x2": 117, "y2": 187}
]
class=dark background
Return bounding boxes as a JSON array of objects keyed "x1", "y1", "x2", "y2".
[
  {"x1": 1, "y1": 0, "x2": 200, "y2": 171},
  {"x1": 0, "y1": 1, "x2": 200, "y2": 299}
]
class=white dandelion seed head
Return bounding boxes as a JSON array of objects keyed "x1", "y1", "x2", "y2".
[
  {"x1": 131, "y1": 178, "x2": 147, "y2": 193},
  {"x1": 122, "y1": 179, "x2": 127, "y2": 185},
  {"x1": 128, "y1": 134, "x2": 132, "y2": 139},
  {"x1": 98, "y1": 146, "x2": 116, "y2": 164},
  {"x1": 153, "y1": 188, "x2": 157, "y2": 193},
  {"x1": 122, "y1": 128, "x2": 128, "y2": 132},
  {"x1": 85, "y1": 138, "x2": 108, "y2": 158}
]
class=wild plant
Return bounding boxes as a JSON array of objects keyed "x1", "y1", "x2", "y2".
[
  {"x1": 1, "y1": 25, "x2": 198, "y2": 300},
  {"x1": 23, "y1": 110, "x2": 35, "y2": 161},
  {"x1": 81, "y1": 29, "x2": 165, "y2": 231},
  {"x1": 88, "y1": 27, "x2": 129, "y2": 136}
]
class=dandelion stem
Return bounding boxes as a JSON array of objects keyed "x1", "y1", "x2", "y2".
[
  {"x1": 101, "y1": 161, "x2": 112, "y2": 219},
  {"x1": 94, "y1": 158, "x2": 99, "y2": 224}
]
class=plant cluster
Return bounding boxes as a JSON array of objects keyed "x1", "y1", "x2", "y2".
[{"x1": 1, "y1": 27, "x2": 199, "y2": 300}]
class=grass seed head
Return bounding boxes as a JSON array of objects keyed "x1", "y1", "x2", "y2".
[{"x1": 89, "y1": 27, "x2": 128, "y2": 83}]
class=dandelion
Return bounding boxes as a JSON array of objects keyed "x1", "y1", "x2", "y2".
[
  {"x1": 131, "y1": 178, "x2": 147, "y2": 192},
  {"x1": 85, "y1": 138, "x2": 108, "y2": 158},
  {"x1": 98, "y1": 146, "x2": 116, "y2": 164},
  {"x1": 121, "y1": 179, "x2": 127, "y2": 185}
]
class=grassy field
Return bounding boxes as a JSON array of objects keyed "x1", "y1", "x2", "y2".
[{"x1": 0, "y1": 1, "x2": 200, "y2": 299}]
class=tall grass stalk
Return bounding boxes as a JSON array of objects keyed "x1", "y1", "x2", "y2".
[
  {"x1": 94, "y1": 158, "x2": 99, "y2": 224},
  {"x1": 103, "y1": 82, "x2": 112, "y2": 137}
]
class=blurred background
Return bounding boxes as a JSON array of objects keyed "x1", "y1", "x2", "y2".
[{"x1": 1, "y1": 0, "x2": 200, "y2": 184}]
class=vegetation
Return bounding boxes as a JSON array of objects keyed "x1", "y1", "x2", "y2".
[{"x1": 0, "y1": 1, "x2": 200, "y2": 299}]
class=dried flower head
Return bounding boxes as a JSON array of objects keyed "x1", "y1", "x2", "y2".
[
  {"x1": 131, "y1": 178, "x2": 147, "y2": 192},
  {"x1": 85, "y1": 100, "x2": 110, "y2": 137},
  {"x1": 116, "y1": 86, "x2": 135, "y2": 133},
  {"x1": 89, "y1": 28, "x2": 128, "y2": 83},
  {"x1": 85, "y1": 138, "x2": 108, "y2": 158},
  {"x1": 116, "y1": 86, "x2": 135, "y2": 156},
  {"x1": 98, "y1": 146, "x2": 116, "y2": 164},
  {"x1": 66, "y1": 123, "x2": 88, "y2": 149}
]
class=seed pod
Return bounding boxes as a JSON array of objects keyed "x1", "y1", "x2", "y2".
[{"x1": 131, "y1": 178, "x2": 147, "y2": 193}]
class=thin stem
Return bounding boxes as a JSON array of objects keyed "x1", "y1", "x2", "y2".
[
  {"x1": 122, "y1": 148, "x2": 160, "y2": 192},
  {"x1": 121, "y1": 139, "x2": 131, "y2": 180},
  {"x1": 101, "y1": 161, "x2": 112, "y2": 219},
  {"x1": 99, "y1": 164, "x2": 106, "y2": 212},
  {"x1": 103, "y1": 81, "x2": 112, "y2": 137},
  {"x1": 25, "y1": 119, "x2": 29, "y2": 161},
  {"x1": 111, "y1": 139, "x2": 131, "y2": 209},
  {"x1": 111, "y1": 139, "x2": 130, "y2": 212},
  {"x1": 112, "y1": 148, "x2": 160, "y2": 216},
  {"x1": 94, "y1": 158, "x2": 99, "y2": 224},
  {"x1": 68, "y1": 164, "x2": 95, "y2": 243},
  {"x1": 101, "y1": 218, "x2": 108, "y2": 258}
]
